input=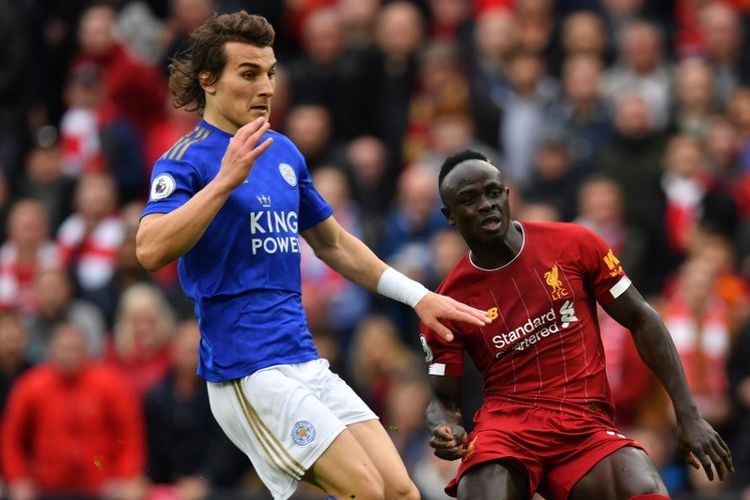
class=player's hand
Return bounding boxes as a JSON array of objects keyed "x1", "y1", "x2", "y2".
[
  {"x1": 430, "y1": 424, "x2": 468, "y2": 461},
  {"x1": 676, "y1": 414, "x2": 734, "y2": 481},
  {"x1": 215, "y1": 116, "x2": 273, "y2": 190},
  {"x1": 415, "y1": 292, "x2": 491, "y2": 342}
]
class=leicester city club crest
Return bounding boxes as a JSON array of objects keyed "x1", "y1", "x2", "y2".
[
  {"x1": 291, "y1": 421, "x2": 315, "y2": 446},
  {"x1": 279, "y1": 163, "x2": 297, "y2": 187}
]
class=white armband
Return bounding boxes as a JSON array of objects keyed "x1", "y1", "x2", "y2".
[{"x1": 377, "y1": 267, "x2": 430, "y2": 308}]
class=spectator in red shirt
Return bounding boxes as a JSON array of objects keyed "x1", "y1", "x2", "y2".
[
  {"x1": 0, "y1": 313, "x2": 31, "y2": 489},
  {"x1": 71, "y1": 3, "x2": 166, "y2": 135},
  {"x1": 70, "y1": 3, "x2": 168, "y2": 202},
  {"x1": 2, "y1": 323, "x2": 145, "y2": 499}
]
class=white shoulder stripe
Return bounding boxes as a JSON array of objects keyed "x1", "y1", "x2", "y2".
[
  {"x1": 610, "y1": 276, "x2": 631, "y2": 299},
  {"x1": 428, "y1": 363, "x2": 446, "y2": 376}
]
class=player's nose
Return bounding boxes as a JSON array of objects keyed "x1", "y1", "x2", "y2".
[
  {"x1": 477, "y1": 194, "x2": 496, "y2": 212},
  {"x1": 257, "y1": 74, "x2": 274, "y2": 97}
]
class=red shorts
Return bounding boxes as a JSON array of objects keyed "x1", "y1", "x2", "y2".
[{"x1": 445, "y1": 402, "x2": 643, "y2": 500}]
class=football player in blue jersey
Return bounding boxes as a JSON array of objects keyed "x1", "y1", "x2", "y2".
[{"x1": 135, "y1": 11, "x2": 489, "y2": 500}]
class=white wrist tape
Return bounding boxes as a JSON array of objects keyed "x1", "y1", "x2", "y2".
[{"x1": 377, "y1": 267, "x2": 430, "y2": 308}]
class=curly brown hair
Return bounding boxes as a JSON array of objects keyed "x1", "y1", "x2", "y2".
[{"x1": 169, "y1": 11, "x2": 275, "y2": 112}]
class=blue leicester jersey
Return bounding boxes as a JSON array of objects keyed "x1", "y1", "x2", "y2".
[{"x1": 141, "y1": 120, "x2": 333, "y2": 382}]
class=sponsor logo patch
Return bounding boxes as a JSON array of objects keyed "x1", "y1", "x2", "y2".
[
  {"x1": 487, "y1": 307, "x2": 498, "y2": 321},
  {"x1": 491, "y1": 300, "x2": 579, "y2": 355},
  {"x1": 603, "y1": 249, "x2": 624, "y2": 277},
  {"x1": 150, "y1": 174, "x2": 176, "y2": 200}
]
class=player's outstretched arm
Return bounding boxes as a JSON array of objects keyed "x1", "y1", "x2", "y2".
[
  {"x1": 301, "y1": 217, "x2": 490, "y2": 340},
  {"x1": 136, "y1": 118, "x2": 272, "y2": 271},
  {"x1": 426, "y1": 375, "x2": 467, "y2": 461},
  {"x1": 603, "y1": 286, "x2": 735, "y2": 481}
]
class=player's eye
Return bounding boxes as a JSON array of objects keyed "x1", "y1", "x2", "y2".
[
  {"x1": 268, "y1": 70, "x2": 276, "y2": 79},
  {"x1": 242, "y1": 72, "x2": 256, "y2": 80}
]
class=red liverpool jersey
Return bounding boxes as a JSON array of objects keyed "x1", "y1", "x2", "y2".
[{"x1": 421, "y1": 222, "x2": 632, "y2": 418}]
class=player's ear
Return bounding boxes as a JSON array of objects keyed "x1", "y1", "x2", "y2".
[
  {"x1": 199, "y1": 71, "x2": 217, "y2": 94},
  {"x1": 441, "y1": 206, "x2": 455, "y2": 225}
]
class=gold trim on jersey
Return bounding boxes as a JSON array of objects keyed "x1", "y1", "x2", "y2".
[
  {"x1": 162, "y1": 126, "x2": 212, "y2": 161},
  {"x1": 231, "y1": 380, "x2": 305, "y2": 479},
  {"x1": 161, "y1": 127, "x2": 198, "y2": 160}
]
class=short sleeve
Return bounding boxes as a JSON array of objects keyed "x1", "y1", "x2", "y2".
[
  {"x1": 577, "y1": 226, "x2": 632, "y2": 305},
  {"x1": 141, "y1": 158, "x2": 202, "y2": 217},
  {"x1": 294, "y1": 153, "x2": 333, "y2": 232},
  {"x1": 419, "y1": 319, "x2": 465, "y2": 377}
]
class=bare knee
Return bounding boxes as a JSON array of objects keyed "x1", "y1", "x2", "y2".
[
  {"x1": 329, "y1": 475, "x2": 386, "y2": 500},
  {"x1": 337, "y1": 475, "x2": 419, "y2": 500},
  {"x1": 389, "y1": 481, "x2": 420, "y2": 500},
  {"x1": 621, "y1": 475, "x2": 667, "y2": 497},
  {"x1": 617, "y1": 453, "x2": 668, "y2": 497},
  {"x1": 357, "y1": 482, "x2": 386, "y2": 500},
  {"x1": 575, "y1": 447, "x2": 668, "y2": 499}
]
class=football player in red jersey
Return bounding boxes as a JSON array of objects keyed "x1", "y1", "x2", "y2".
[{"x1": 421, "y1": 150, "x2": 734, "y2": 500}]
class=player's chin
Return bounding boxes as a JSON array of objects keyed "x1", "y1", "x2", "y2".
[
  {"x1": 247, "y1": 108, "x2": 270, "y2": 121},
  {"x1": 475, "y1": 230, "x2": 505, "y2": 244}
]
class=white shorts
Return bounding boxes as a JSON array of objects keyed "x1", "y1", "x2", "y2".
[{"x1": 207, "y1": 358, "x2": 378, "y2": 500}]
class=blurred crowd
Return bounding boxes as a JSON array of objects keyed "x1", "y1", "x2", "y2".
[{"x1": 0, "y1": 0, "x2": 749, "y2": 499}]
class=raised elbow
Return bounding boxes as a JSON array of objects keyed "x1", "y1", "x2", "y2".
[
  {"x1": 135, "y1": 215, "x2": 177, "y2": 272},
  {"x1": 135, "y1": 230, "x2": 164, "y2": 272},
  {"x1": 135, "y1": 243, "x2": 161, "y2": 272}
]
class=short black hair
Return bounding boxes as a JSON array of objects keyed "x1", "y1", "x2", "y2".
[{"x1": 438, "y1": 150, "x2": 493, "y2": 190}]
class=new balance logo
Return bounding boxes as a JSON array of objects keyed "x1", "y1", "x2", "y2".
[
  {"x1": 560, "y1": 300, "x2": 578, "y2": 328},
  {"x1": 603, "y1": 249, "x2": 623, "y2": 277}
]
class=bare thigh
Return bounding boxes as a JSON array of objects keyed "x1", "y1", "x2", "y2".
[
  {"x1": 347, "y1": 419, "x2": 419, "y2": 499},
  {"x1": 569, "y1": 446, "x2": 668, "y2": 500},
  {"x1": 457, "y1": 460, "x2": 529, "y2": 500},
  {"x1": 303, "y1": 427, "x2": 384, "y2": 500}
]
